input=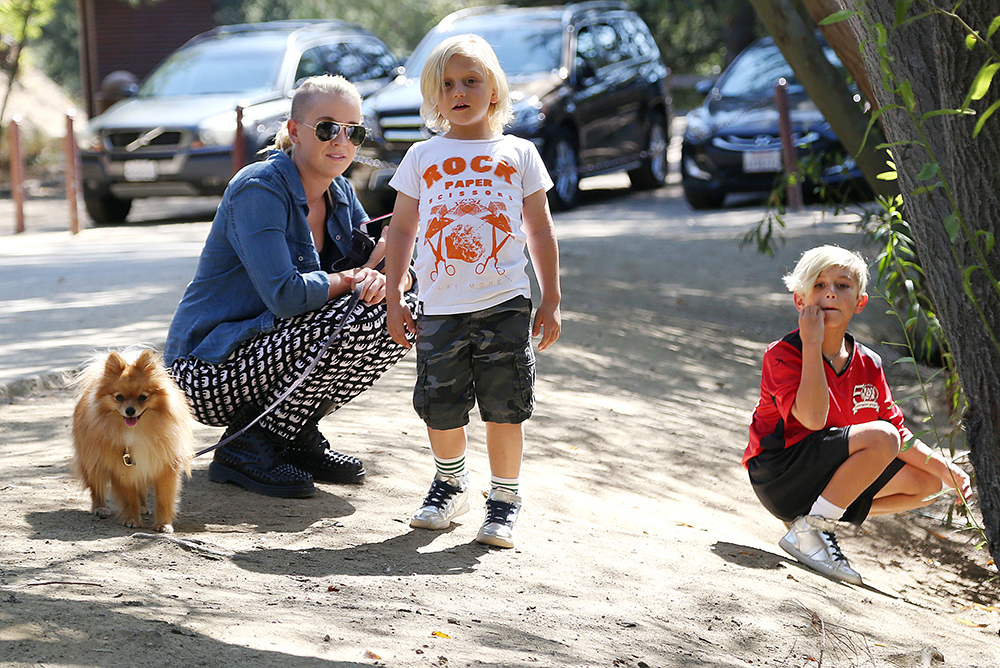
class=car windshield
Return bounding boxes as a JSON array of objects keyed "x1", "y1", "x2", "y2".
[
  {"x1": 406, "y1": 21, "x2": 562, "y2": 79},
  {"x1": 138, "y1": 43, "x2": 285, "y2": 97},
  {"x1": 717, "y1": 42, "x2": 842, "y2": 99}
]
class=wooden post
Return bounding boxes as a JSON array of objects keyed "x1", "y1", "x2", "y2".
[
  {"x1": 65, "y1": 111, "x2": 81, "y2": 234},
  {"x1": 774, "y1": 79, "x2": 803, "y2": 211},
  {"x1": 9, "y1": 116, "x2": 25, "y2": 234},
  {"x1": 232, "y1": 105, "x2": 246, "y2": 176}
]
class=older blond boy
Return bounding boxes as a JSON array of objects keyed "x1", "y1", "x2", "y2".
[{"x1": 744, "y1": 245, "x2": 971, "y2": 584}]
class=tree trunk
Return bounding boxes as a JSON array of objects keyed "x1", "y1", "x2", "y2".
[
  {"x1": 747, "y1": 0, "x2": 899, "y2": 199},
  {"x1": 850, "y1": 1, "x2": 1000, "y2": 565}
]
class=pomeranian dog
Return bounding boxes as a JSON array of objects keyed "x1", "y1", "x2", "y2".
[{"x1": 72, "y1": 348, "x2": 194, "y2": 533}]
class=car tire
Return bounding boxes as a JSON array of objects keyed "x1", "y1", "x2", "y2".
[
  {"x1": 84, "y1": 191, "x2": 133, "y2": 226},
  {"x1": 682, "y1": 182, "x2": 725, "y2": 210},
  {"x1": 544, "y1": 128, "x2": 580, "y2": 211},
  {"x1": 628, "y1": 112, "x2": 669, "y2": 190}
]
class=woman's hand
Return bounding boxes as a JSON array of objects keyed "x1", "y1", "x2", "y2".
[{"x1": 348, "y1": 267, "x2": 387, "y2": 305}]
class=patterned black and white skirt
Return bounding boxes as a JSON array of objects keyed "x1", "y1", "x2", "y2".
[{"x1": 170, "y1": 292, "x2": 415, "y2": 440}]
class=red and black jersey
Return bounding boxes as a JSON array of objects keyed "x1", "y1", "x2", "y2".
[{"x1": 743, "y1": 330, "x2": 912, "y2": 467}]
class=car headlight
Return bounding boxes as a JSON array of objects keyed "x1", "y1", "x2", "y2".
[
  {"x1": 684, "y1": 112, "x2": 711, "y2": 142},
  {"x1": 78, "y1": 126, "x2": 104, "y2": 153},
  {"x1": 194, "y1": 111, "x2": 238, "y2": 148}
]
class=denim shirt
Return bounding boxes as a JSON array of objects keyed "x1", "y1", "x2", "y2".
[{"x1": 164, "y1": 150, "x2": 367, "y2": 365}]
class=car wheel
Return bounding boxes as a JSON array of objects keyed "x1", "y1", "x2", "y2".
[
  {"x1": 544, "y1": 128, "x2": 579, "y2": 211},
  {"x1": 628, "y1": 112, "x2": 669, "y2": 190},
  {"x1": 84, "y1": 191, "x2": 133, "y2": 226},
  {"x1": 682, "y1": 182, "x2": 725, "y2": 210}
]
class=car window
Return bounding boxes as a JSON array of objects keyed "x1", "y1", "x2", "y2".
[
  {"x1": 576, "y1": 24, "x2": 611, "y2": 70},
  {"x1": 407, "y1": 22, "x2": 562, "y2": 78},
  {"x1": 619, "y1": 16, "x2": 656, "y2": 59},
  {"x1": 138, "y1": 45, "x2": 285, "y2": 97},
  {"x1": 296, "y1": 43, "x2": 354, "y2": 82},
  {"x1": 718, "y1": 41, "x2": 843, "y2": 98},
  {"x1": 351, "y1": 40, "x2": 399, "y2": 80}
]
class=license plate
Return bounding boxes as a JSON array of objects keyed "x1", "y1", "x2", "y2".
[
  {"x1": 742, "y1": 150, "x2": 782, "y2": 173},
  {"x1": 123, "y1": 160, "x2": 158, "y2": 182}
]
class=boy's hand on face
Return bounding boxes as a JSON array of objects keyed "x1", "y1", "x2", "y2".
[{"x1": 798, "y1": 304, "x2": 825, "y2": 347}]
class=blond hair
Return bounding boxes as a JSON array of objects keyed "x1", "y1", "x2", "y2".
[
  {"x1": 265, "y1": 75, "x2": 363, "y2": 153},
  {"x1": 783, "y1": 245, "x2": 869, "y2": 297},
  {"x1": 419, "y1": 34, "x2": 513, "y2": 134}
]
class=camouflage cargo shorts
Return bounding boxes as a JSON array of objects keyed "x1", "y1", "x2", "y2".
[{"x1": 414, "y1": 295, "x2": 535, "y2": 430}]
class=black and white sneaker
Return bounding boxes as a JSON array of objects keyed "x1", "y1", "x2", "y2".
[
  {"x1": 475, "y1": 487, "x2": 522, "y2": 549},
  {"x1": 410, "y1": 472, "x2": 470, "y2": 530}
]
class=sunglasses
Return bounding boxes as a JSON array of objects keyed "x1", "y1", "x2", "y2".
[{"x1": 300, "y1": 120, "x2": 367, "y2": 146}]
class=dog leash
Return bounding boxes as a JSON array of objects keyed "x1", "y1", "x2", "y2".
[{"x1": 194, "y1": 287, "x2": 363, "y2": 458}]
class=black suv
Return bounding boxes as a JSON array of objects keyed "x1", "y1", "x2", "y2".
[
  {"x1": 78, "y1": 20, "x2": 400, "y2": 225},
  {"x1": 351, "y1": 2, "x2": 672, "y2": 215}
]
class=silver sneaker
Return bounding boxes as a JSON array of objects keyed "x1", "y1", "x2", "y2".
[
  {"x1": 779, "y1": 515, "x2": 862, "y2": 585},
  {"x1": 410, "y1": 472, "x2": 470, "y2": 530},
  {"x1": 475, "y1": 488, "x2": 522, "y2": 548}
]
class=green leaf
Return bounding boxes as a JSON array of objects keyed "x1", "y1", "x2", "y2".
[
  {"x1": 916, "y1": 162, "x2": 940, "y2": 180},
  {"x1": 876, "y1": 23, "x2": 888, "y2": 48},
  {"x1": 966, "y1": 34, "x2": 977, "y2": 50},
  {"x1": 970, "y1": 62, "x2": 1000, "y2": 101},
  {"x1": 899, "y1": 80, "x2": 915, "y2": 112},
  {"x1": 921, "y1": 108, "x2": 974, "y2": 122},
  {"x1": 878, "y1": 170, "x2": 898, "y2": 181},
  {"x1": 894, "y1": 355, "x2": 916, "y2": 365},
  {"x1": 989, "y1": 15, "x2": 1000, "y2": 40},
  {"x1": 820, "y1": 9, "x2": 857, "y2": 25},
  {"x1": 944, "y1": 213, "x2": 960, "y2": 242},
  {"x1": 976, "y1": 230, "x2": 996, "y2": 254},
  {"x1": 894, "y1": 1, "x2": 913, "y2": 27},
  {"x1": 962, "y1": 266, "x2": 979, "y2": 300},
  {"x1": 974, "y1": 98, "x2": 1000, "y2": 137}
]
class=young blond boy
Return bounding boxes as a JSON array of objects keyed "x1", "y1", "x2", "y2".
[
  {"x1": 744, "y1": 245, "x2": 971, "y2": 584},
  {"x1": 384, "y1": 35, "x2": 561, "y2": 548}
]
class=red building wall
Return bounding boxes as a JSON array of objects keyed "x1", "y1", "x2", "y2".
[{"x1": 78, "y1": 0, "x2": 216, "y2": 117}]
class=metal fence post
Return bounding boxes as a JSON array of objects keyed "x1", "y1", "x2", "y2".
[
  {"x1": 9, "y1": 116, "x2": 25, "y2": 234},
  {"x1": 775, "y1": 79, "x2": 803, "y2": 211},
  {"x1": 232, "y1": 105, "x2": 246, "y2": 176},
  {"x1": 65, "y1": 111, "x2": 81, "y2": 235}
]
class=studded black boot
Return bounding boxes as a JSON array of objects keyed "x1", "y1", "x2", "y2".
[{"x1": 208, "y1": 403, "x2": 315, "y2": 498}]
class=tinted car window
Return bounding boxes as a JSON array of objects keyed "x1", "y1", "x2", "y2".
[
  {"x1": 576, "y1": 24, "x2": 610, "y2": 70},
  {"x1": 621, "y1": 16, "x2": 655, "y2": 58},
  {"x1": 407, "y1": 22, "x2": 562, "y2": 78},
  {"x1": 352, "y1": 41, "x2": 399, "y2": 80},
  {"x1": 138, "y1": 45, "x2": 286, "y2": 96},
  {"x1": 718, "y1": 43, "x2": 843, "y2": 98}
]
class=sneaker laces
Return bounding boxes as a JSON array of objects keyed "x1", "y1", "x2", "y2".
[
  {"x1": 484, "y1": 499, "x2": 516, "y2": 524},
  {"x1": 821, "y1": 531, "x2": 848, "y2": 564},
  {"x1": 422, "y1": 478, "x2": 462, "y2": 509}
]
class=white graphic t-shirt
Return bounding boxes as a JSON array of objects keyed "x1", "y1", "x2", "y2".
[{"x1": 390, "y1": 135, "x2": 553, "y2": 315}]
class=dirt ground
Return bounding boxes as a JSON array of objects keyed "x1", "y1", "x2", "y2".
[{"x1": 1, "y1": 181, "x2": 998, "y2": 668}]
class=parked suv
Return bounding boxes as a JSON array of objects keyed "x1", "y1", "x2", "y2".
[
  {"x1": 351, "y1": 2, "x2": 672, "y2": 214},
  {"x1": 78, "y1": 20, "x2": 400, "y2": 225}
]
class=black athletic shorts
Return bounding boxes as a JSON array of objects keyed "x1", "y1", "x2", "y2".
[{"x1": 747, "y1": 425, "x2": 906, "y2": 525}]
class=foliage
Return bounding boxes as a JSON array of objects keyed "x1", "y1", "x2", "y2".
[{"x1": 0, "y1": 0, "x2": 57, "y2": 43}]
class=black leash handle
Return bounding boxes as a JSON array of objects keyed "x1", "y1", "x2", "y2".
[{"x1": 194, "y1": 288, "x2": 363, "y2": 458}]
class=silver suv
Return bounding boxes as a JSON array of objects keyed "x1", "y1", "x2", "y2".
[{"x1": 78, "y1": 20, "x2": 399, "y2": 225}]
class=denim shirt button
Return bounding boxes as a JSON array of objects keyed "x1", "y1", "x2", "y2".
[
  {"x1": 298, "y1": 256, "x2": 304, "y2": 261},
  {"x1": 335, "y1": 235, "x2": 341, "y2": 240}
]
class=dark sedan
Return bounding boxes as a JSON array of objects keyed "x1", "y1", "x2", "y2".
[{"x1": 681, "y1": 36, "x2": 867, "y2": 209}]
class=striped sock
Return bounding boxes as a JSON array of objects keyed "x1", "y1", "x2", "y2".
[
  {"x1": 490, "y1": 475, "x2": 519, "y2": 496},
  {"x1": 434, "y1": 453, "x2": 466, "y2": 478}
]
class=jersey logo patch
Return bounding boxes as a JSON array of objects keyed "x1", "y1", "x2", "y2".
[{"x1": 852, "y1": 383, "x2": 879, "y2": 414}]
